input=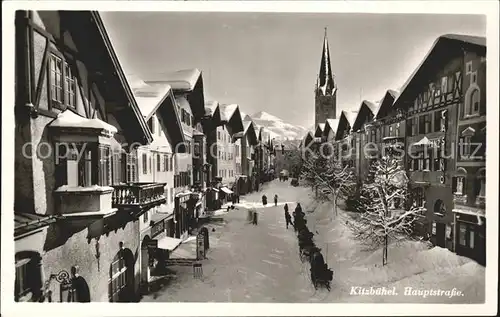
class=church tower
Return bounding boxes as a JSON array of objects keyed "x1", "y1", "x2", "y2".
[{"x1": 315, "y1": 28, "x2": 337, "y2": 127}]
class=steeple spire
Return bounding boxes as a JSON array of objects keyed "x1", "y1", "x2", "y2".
[{"x1": 317, "y1": 27, "x2": 336, "y2": 96}]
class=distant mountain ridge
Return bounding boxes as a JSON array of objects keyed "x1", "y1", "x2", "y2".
[{"x1": 243, "y1": 111, "x2": 308, "y2": 141}]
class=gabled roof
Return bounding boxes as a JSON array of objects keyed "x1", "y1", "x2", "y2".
[
  {"x1": 323, "y1": 118, "x2": 339, "y2": 138},
  {"x1": 374, "y1": 89, "x2": 399, "y2": 120},
  {"x1": 134, "y1": 83, "x2": 173, "y2": 121},
  {"x1": 394, "y1": 34, "x2": 486, "y2": 110},
  {"x1": 314, "y1": 123, "x2": 325, "y2": 137},
  {"x1": 204, "y1": 100, "x2": 219, "y2": 117},
  {"x1": 352, "y1": 100, "x2": 378, "y2": 132},
  {"x1": 63, "y1": 12, "x2": 153, "y2": 144},
  {"x1": 243, "y1": 121, "x2": 259, "y2": 146},
  {"x1": 133, "y1": 83, "x2": 185, "y2": 149},
  {"x1": 335, "y1": 111, "x2": 358, "y2": 140},
  {"x1": 219, "y1": 104, "x2": 238, "y2": 122},
  {"x1": 303, "y1": 131, "x2": 314, "y2": 147},
  {"x1": 143, "y1": 68, "x2": 205, "y2": 122}
]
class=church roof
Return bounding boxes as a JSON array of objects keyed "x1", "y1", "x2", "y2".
[{"x1": 316, "y1": 28, "x2": 336, "y2": 96}]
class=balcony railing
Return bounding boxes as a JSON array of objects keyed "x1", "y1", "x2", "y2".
[{"x1": 112, "y1": 183, "x2": 167, "y2": 209}]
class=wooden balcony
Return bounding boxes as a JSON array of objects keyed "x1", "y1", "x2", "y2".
[{"x1": 112, "y1": 183, "x2": 167, "y2": 210}]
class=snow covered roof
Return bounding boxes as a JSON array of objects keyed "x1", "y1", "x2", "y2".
[
  {"x1": 352, "y1": 100, "x2": 379, "y2": 131},
  {"x1": 314, "y1": 124, "x2": 325, "y2": 137},
  {"x1": 394, "y1": 34, "x2": 485, "y2": 110},
  {"x1": 218, "y1": 104, "x2": 239, "y2": 122},
  {"x1": 49, "y1": 109, "x2": 117, "y2": 135},
  {"x1": 143, "y1": 69, "x2": 202, "y2": 92},
  {"x1": 374, "y1": 89, "x2": 400, "y2": 120},
  {"x1": 343, "y1": 110, "x2": 358, "y2": 127},
  {"x1": 204, "y1": 100, "x2": 219, "y2": 117},
  {"x1": 133, "y1": 83, "x2": 173, "y2": 121},
  {"x1": 324, "y1": 118, "x2": 339, "y2": 136},
  {"x1": 243, "y1": 121, "x2": 253, "y2": 134}
]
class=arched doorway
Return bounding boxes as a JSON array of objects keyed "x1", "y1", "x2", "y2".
[
  {"x1": 140, "y1": 235, "x2": 151, "y2": 291},
  {"x1": 433, "y1": 200, "x2": 447, "y2": 248},
  {"x1": 108, "y1": 244, "x2": 136, "y2": 302}
]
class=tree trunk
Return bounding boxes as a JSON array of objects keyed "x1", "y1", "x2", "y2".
[
  {"x1": 383, "y1": 234, "x2": 388, "y2": 266},
  {"x1": 333, "y1": 192, "x2": 338, "y2": 216}
]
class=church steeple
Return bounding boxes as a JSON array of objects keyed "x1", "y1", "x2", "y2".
[
  {"x1": 314, "y1": 27, "x2": 337, "y2": 127},
  {"x1": 317, "y1": 28, "x2": 336, "y2": 96}
]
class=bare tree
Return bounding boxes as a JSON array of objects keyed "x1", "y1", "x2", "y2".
[
  {"x1": 346, "y1": 156, "x2": 425, "y2": 266},
  {"x1": 300, "y1": 150, "x2": 356, "y2": 216}
]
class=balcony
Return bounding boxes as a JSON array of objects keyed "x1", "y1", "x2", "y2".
[{"x1": 112, "y1": 183, "x2": 167, "y2": 210}]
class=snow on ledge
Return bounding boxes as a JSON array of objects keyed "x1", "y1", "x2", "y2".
[
  {"x1": 55, "y1": 185, "x2": 115, "y2": 193},
  {"x1": 49, "y1": 110, "x2": 118, "y2": 135},
  {"x1": 60, "y1": 209, "x2": 118, "y2": 219}
]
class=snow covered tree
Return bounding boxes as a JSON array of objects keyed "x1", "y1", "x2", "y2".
[
  {"x1": 346, "y1": 156, "x2": 425, "y2": 266},
  {"x1": 283, "y1": 144, "x2": 303, "y2": 179},
  {"x1": 300, "y1": 146, "x2": 356, "y2": 216}
]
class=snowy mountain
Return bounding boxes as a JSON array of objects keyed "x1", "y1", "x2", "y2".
[{"x1": 244, "y1": 111, "x2": 308, "y2": 141}]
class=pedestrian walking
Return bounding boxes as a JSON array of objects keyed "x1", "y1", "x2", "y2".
[
  {"x1": 70, "y1": 266, "x2": 90, "y2": 302},
  {"x1": 262, "y1": 194, "x2": 267, "y2": 206},
  {"x1": 274, "y1": 194, "x2": 278, "y2": 206},
  {"x1": 284, "y1": 203, "x2": 292, "y2": 229},
  {"x1": 252, "y1": 209, "x2": 258, "y2": 225}
]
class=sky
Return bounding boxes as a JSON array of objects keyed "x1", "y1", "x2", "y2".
[{"x1": 102, "y1": 12, "x2": 485, "y2": 128}]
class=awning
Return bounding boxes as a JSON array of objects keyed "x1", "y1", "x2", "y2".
[
  {"x1": 220, "y1": 187, "x2": 233, "y2": 194},
  {"x1": 157, "y1": 236, "x2": 183, "y2": 251}
]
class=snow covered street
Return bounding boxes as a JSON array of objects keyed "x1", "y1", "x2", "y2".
[{"x1": 141, "y1": 181, "x2": 485, "y2": 303}]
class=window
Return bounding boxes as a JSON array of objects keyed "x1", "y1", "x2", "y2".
[
  {"x1": 144, "y1": 210, "x2": 149, "y2": 223},
  {"x1": 49, "y1": 54, "x2": 64, "y2": 104},
  {"x1": 418, "y1": 158, "x2": 424, "y2": 171},
  {"x1": 470, "y1": 89, "x2": 480, "y2": 115},
  {"x1": 433, "y1": 199, "x2": 446, "y2": 215},
  {"x1": 149, "y1": 156, "x2": 152, "y2": 172},
  {"x1": 99, "y1": 145, "x2": 111, "y2": 186},
  {"x1": 164, "y1": 155, "x2": 168, "y2": 172},
  {"x1": 418, "y1": 116, "x2": 425, "y2": 135},
  {"x1": 413, "y1": 187, "x2": 425, "y2": 210},
  {"x1": 15, "y1": 255, "x2": 43, "y2": 302},
  {"x1": 64, "y1": 63, "x2": 76, "y2": 108},
  {"x1": 466, "y1": 61, "x2": 472, "y2": 74},
  {"x1": 59, "y1": 144, "x2": 93, "y2": 188},
  {"x1": 458, "y1": 224, "x2": 467, "y2": 246},
  {"x1": 424, "y1": 157, "x2": 430, "y2": 171},
  {"x1": 126, "y1": 150, "x2": 137, "y2": 183},
  {"x1": 142, "y1": 153, "x2": 148, "y2": 174},
  {"x1": 453, "y1": 176, "x2": 465, "y2": 195},
  {"x1": 112, "y1": 152, "x2": 122, "y2": 185},
  {"x1": 15, "y1": 259, "x2": 30, "y2": 301},
  {"x1": 424, "y1": 114, "x2": 431, "y2": 134},
  {"x1": 389, "y1": 125, "x2": 394, "y2": 137},
  {"x1": 476, "y1": 169, "x2": 486, "y2": 197},
  {"x1": 461, "y1": 136, "x2": 472, "y2": 158},
  {"x1": 157, "y1": 153, "x2": 161, "y2": 172},
  {"x1": 109, "y1": 254, "x2": 127, "y2": 302},
  {"x1": 441, "y1": 76, "x2": 448, "y2": 94},
  {"x1": 169, "y1": 156, "x2": 173, "y2": 171},
  {"x1": 471, "y1": 71, "x2": 477, "y2": 84}
]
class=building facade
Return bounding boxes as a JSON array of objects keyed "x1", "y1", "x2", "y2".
[{"x1": 14, "y1": 11, "x2": 164, "y2": 302}]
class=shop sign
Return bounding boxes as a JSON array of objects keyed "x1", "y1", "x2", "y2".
[
  {"x1": 432, "y1": 222, "x2": 437, "y2": 235},
  {"x1": 151, "y1": 220, "x2": 165, "y2": 238}
]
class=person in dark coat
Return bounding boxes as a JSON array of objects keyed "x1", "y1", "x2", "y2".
[
  {"x1": 274, "y1": 194, "x2": 278, "y2": 206},
  {"x1": 262, "y1": 195, "x2": 267, "y2": 206},
  {"x1": 284, "y1": 204, "x2": 292, "y2": 229},
  {"x1": 70, "y1": 266, "x2": 90, "y2": 302}
]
